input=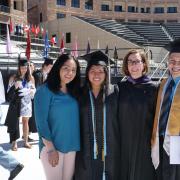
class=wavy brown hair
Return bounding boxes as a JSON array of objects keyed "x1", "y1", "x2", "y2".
[{"x1": 122, "y1": 49, "x2": 149, "y2": 76}]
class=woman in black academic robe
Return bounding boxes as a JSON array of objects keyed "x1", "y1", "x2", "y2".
[
  {"x1": 118, "y1": 49, "x2": 158, "y2": 180},
  {"x1": 75, "y1": 51, "x2": 120, "y2": 180}
]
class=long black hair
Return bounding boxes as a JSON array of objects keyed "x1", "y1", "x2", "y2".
[{"x1": 46, "y1": 54, "x2": 81, "y2": 98}]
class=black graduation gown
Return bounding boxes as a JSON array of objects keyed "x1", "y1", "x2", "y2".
[
  {"x1": 33, "y1": 69, "x2": 44, "y2": 88},
  {"x1": 157, "y1": 136, "x2": 180, "y2": 180},
  {"x1": 118, "y1": 80, "x2": 158, "y2": 180},
  {"x1": 5, "y1": 86, "x2": 21, "y2": 142},
  {"x1": 28, "y1": 100, "x2": 37, "y2": 133},
  {"x1": 27, "y1": 70, "x2": 44, "y2": 133},
  {"x1": 75, "y1": 85, "x2": 120, "y2": 180}
]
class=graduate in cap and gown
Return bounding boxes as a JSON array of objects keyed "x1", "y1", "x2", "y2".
[
  {"x1": 151, "y1": 39, "x2": 180, "y2": 180},
  {"x1": 5, "y1": 59, "x2": 35, "y2": 150},
  {"x1": 74, "y1": 50, "x2": 120, "y2": 180},
  {"x1": 118, "y1": 49, "x2": 158, "y2": 180}
]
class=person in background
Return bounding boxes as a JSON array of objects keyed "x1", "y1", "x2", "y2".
[
  {"x1": 0, "y1": 71, "x2": 24, "y2": 180},
  {"x1": 33, "y1": 57, "x2": 53, "y2": 88},
  {"x1": 151, "y1": 39, "x2": 180, "y2": 180},
  {"x1": 118, "y1": 49, "x2": 158, "y2": 180},
  {"x1": 34, "y1": 54, "x2": 80, "y2": 180},
  {"x1": 28, "y1": 61, "x2": 37, "y2": 140},
  {"x1": 5, "y1": 59, "x2": 36, "y2": 151},
  {"x1": 75, "y1": 51, "x2": 120, "y2": 180}
]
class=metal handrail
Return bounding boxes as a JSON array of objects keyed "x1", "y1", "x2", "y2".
[
  {"x1": 150, "y1": 52, "x2": 169, "y2": 78},
  {"x1": 158, "y1": 68, "x2": 168, "y2": 83}
]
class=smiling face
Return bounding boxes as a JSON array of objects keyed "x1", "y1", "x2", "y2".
[
  {"x1": 88, "y1": 65, "x2": 106, "y2": 89},
  {"x1": 127, "y1": 53, "x2": 145, "y2": 79},
  {"x1": 168, "y1": 53, "x2": 180, "y2": 79},
  {"x1": 19, "y1": 66, "x2": 28, "y2": 77},
  {"x1": 59, "y1": 58, "x2": 77, "y2": 86}
]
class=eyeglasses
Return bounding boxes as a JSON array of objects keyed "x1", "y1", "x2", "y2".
[
  {"x1": 169, "y1": 60, "x2": 180, "y2": 65},
  {"x1": 127, "y1": 60, "x2": 143, "y2": 66}
]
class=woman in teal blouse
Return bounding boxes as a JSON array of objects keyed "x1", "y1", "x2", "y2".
[{"x1": 34, "y1": 54, "x2": 81, "y2": 180}]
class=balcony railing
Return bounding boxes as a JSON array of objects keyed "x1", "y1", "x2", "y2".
[{"x1": 0, "y1": 5, "x2": 10, "y2": 13}]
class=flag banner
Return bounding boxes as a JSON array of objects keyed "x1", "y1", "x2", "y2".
[
  {"x1": 113, "y1": 46, "x2": 118, "y2": 59},
  {"x1": 71, "y1": 37, "x2": 78, "y2": 58},
  {"x1": 9, "y1": 18, "x2": 13, "y2": 34},
  {"x1": 35, "y1": 26, "x2": 40, "y2": 37},
  {"x1": 105, "y1": 45, "x2": 109, "y2": 54},
  {"x1": 26, "y1": 30, "x2": 31, "y2": 61},
  {"x1": 50, "y1": 36, "x2": 57, "y2": 46},
  {"x1": 86, "y1": 39, "x2": 91, "y2": 54},
  {"x1": 113, "y1": 46, "x2": 118, "y2": 76},
  {"x1": 43, "y1": 31, "x2": 50, "y2": 58},
  {"x1": 31, "y1": 24, "x2": 35, "y2": 34},
  {"x1": 60, "y1": 33, "x2": 65, "y2": 54}
]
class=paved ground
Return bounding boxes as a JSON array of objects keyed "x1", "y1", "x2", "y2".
[{"x1": 0, "y1": 122, "x2": 46, "y2": 180}]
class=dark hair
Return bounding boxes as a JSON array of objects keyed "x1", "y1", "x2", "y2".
[
  {"x1": 42, "y1": 58, "x2": 54, "y2": 67},
  {"x1": 122, "y1": 49, "x2": 149, "y2": 76},
  {"x1": 16, "y1": 61, "x2": 31, "y2": 82},
  {"x1": 84, "y1": 63, "x2": 108, "y2": 90},
  {"x1": 46, "y1": 54, "x2": 81, "y2": 98}
]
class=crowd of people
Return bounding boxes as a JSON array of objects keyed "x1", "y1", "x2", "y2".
[{"x1": 0, "y1": 38, "x2": 180, "y2": 180}]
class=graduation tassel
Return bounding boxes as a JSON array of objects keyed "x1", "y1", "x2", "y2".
[
  {"x1": 102, "y1": 149, "x2": 104, "y2": 161},
  {"x1": 89, "y1": 90, "x2": 98, "y2": 159},
  {"x1": 103, "y1": 171, "x2": 106, "y2": 180},
  {"x1": 93, "y1": 140, "x2": 97, "y2": 159},
  {"x1": 102, "y1": 92, "x2": 107, "y2": 180}
]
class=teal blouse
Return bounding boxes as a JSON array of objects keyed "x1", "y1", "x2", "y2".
[{"x1": 34, "y1": 84, "x2": 80, "y2": 153}]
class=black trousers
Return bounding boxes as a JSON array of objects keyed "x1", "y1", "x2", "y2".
[{"x1": 157, "y1": 136, "x2": 180, "y2": 180}]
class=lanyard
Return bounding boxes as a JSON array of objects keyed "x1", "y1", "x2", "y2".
[{"x1": 89, "y1": 90, "x2": 107, "y2": 180}]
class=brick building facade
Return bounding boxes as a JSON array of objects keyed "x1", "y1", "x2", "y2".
[
  {"x1": 0, "y1": 0, "x2": 27, "y2": 35},
  {"x1": 28, "y1": 0, "x2": 180, "y2": 24}
]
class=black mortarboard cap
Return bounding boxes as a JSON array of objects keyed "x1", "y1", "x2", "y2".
[
  {"x1": 18, "y1": 59, "x2": 28, "y2": 66},
  {"x1": 43, "y1": 57, "x2": 54, "y2": 66},
  {"x1": 167, "y1": 39, "x2": 180, "y2": 53},
  {"x1": 81, "y1": 50, "x2": 114, "y2": 66}
]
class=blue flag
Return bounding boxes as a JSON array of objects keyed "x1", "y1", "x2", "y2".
[
  {"x1": 86, "y1": 40, "x2": 90, "y2": 54},
  {"x1": 43, "y1": 31, "x2": 49, "y2": 58}
]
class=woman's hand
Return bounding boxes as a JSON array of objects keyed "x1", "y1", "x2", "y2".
[
  {"x1": 15, "y1": 81, "x2": 22, "y2": 89},
  {"x1": 42, "y1": 138, "x2": 59, "y2": 167},
  {"x1": 47, "y1": 149, "x2": 59, "y2": 167}
]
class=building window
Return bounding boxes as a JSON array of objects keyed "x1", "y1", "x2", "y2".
[
  {"x1": 167, "y1": 7, "x2": 177, "y2": 13},
  {"x1": 146, "y1": 7, "x2": 150, "y2": 13},
  {"x1": 114, "y1": 5, "x2": 122, "y2": 12},
  {"x1": 128, "y1": 6, "x2": 135, "y2": 13},
  {"x1": 66, "y1": 32, "x2": 71, "y2": 43},
  {"x1": 57, "y1": 0, "x2": 66, "y2": 6},
  {"x1": 85, "y1": 0, "x2": 93, "y2": 10},
  {"x1": 101, "y1": 4, "x2": 109, "y2": 11},
  {"x1": 71, "y1": 0, "x2": 80, "y2": 8},
  {"x1": 14, "y1": 1, "x2": 17, "y2": 9},
  {"x1": 154, "y1": 7, "x2": 164, "y2": 13},
  {"x1": 57, "y1": 13, "x2": 66, "y2": 19},
  {"x1": 40, "y1": 13, "x2": 42, "y2": 22},
  {"x1": 13, "y1": 0, "x2": 24, "y2": 11},
  {"x1": 0, "y1": 0, "x2": 9, "y2": 6},
  {"x1": 141, "y1": 8, "x2": 145, "y2": 13}
]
